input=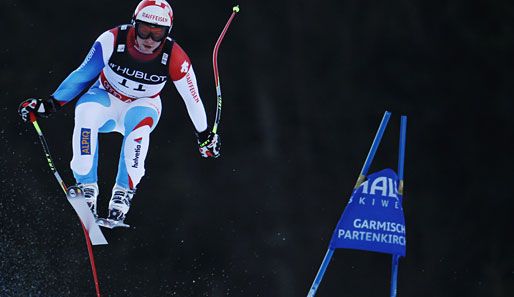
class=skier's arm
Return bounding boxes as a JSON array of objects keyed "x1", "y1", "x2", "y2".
[
  {"x1": 169, "y1": 42, "x2": 220, "y2": 158},
  {"x1": 18, "y1": 30, "x2": 116, "y2": 121},
  {"x1": 52, "y1": 30, "x2": 116, "y2": 104},
  {"x1": 169, "y1": 42, "x2": 208, "y2": 133}
]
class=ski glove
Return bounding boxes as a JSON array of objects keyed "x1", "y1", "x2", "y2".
[
  {"x1": 18, "y1": 97, "x2": 61, "y2": 122},
  {"x1": 196, "y1": 129, "x2": 221, "y2": 158}
]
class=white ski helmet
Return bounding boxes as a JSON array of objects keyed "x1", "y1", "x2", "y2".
[{"x1": 132, "y1": 0, "x2": 173, "y2": 31}]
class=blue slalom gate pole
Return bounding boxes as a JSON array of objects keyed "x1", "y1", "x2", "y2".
[
  {"x1": 354, "y1": 111, "x2": 392, "y2": 189},
  {"x1": 397, "y1": 116, "x2": 407, "y2": 188},
  {"x1": 390, "y1": 254, "x2": 400, "y2": 297},
  {"x1": 390, "y1": 115, "x2": 407, "y2": 297},
  {"x1": 307, "y1": 111, "x2": 392, "y2": 297},
  {"x1": 307, "y1": 249, "x2": 334, "y2": 297}
]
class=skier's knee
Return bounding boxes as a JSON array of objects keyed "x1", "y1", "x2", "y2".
[{"x1": 123, "y1": 106, "x2": 158, "y2": 133}]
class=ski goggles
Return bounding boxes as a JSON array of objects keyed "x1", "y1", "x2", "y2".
[{"x1": 135, "y1": 21, "x2": 169, "y2": 42}]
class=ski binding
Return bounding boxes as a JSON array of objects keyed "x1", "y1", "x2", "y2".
[
  {"x1": 96, "y1": 218, "x2": 130, "y2": 229},
  {"x1": 66, "y1": 185, "x2": 108, "y2": 245}
]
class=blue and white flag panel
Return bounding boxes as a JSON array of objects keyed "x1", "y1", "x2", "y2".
[{"x1": 329, "y1": 169, "x2": 406, "y2": 256}]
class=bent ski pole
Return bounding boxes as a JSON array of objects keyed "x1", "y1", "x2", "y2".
[
  {"x1": 28, "y1": 113, "x2": 102, "y2": 297},
  {"x1": 212, "y1": 5, "x2": 240, "y2": 134}
]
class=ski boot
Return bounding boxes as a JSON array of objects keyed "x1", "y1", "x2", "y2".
[
  {"x1": 97, "y1": 184, "x2": 135, "y2": 229},
  {"x1": 78, "y1": 182, "x2": 99, "y2": 219}
]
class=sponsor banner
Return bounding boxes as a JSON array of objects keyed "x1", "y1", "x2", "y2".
[
  {"x1": 109, "y1": 62, "x2": 167, "y2": 84},
  {"x1": 329, "y1": 169, "x2": 406, "y2": 256},
  {"x1": 132, "y1": 137, "x2": 143, "y2": 168},
  {"x1": 80, "y1": 128, "x2": 91, "y2": 155}
]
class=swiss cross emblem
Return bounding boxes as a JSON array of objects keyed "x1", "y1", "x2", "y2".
[
  {"x1": 181, "y1": 61, "x2": 189, "y2": 73},
  {"x1": 151, "y1": 0, "x2": 167, "y2": 9}
]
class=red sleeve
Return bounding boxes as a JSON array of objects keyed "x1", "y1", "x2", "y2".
[{"x1": 168, "y1": 42, "x2": 192, "y2": 81}]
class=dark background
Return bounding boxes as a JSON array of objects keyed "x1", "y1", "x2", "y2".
[{"x1": 1, "y1": 0, "x2": 513, "y2": 296}]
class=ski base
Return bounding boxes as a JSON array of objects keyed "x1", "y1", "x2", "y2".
[
  {"x1": 96, "y1": 218, "x2": 130, "y2": 229},
  {"x1": 66, "y1": 186, "x2": 108, "y2": 245}
]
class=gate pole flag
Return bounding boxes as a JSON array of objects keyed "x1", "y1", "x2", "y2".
[{"x1": 307, "y1": 111, "x2": 392, "y2": 297}]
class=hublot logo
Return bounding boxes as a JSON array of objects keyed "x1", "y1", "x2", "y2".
[{"x1": 110, "y1": 63, "x2": 167, "y2": 83}]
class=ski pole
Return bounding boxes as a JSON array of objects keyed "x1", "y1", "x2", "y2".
[
  {"x1": 29, "y1": 113, "x2": 67, "y2": 194},
  {"x1": 212, "y1": 5, "x2": 240, "y2": 134},
  {"x1": 28, "y1": 113, "x2": 101, "y2": 297}
]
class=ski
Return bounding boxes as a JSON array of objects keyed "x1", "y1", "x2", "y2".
[
  {"x1": 26, "y1": 115, "x2": 103, "y2": 296},
  {"x1": 96, "y1": 218, "x2": 130, "y2": 229},
  {"x1": 66, "y1": 185, "x2": 108, "y2": 245}
]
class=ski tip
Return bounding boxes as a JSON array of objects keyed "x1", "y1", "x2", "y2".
[
  {"x1": 233, "y1": 5, "x2": 240, "y2": 13},
  {"x1": 96, "y1": 218, "x2": 130, "y2": 229}
]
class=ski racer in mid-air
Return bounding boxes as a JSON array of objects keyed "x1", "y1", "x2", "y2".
[{"x1": 18, "y1": 0, "x2": 220, "y2": 227}]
